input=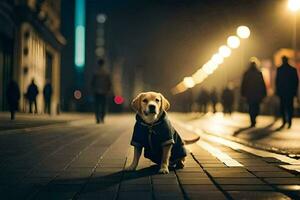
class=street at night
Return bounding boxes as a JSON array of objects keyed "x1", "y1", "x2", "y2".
[{"x1": 0, "y1": 113, "x2": 300, "y2": 199}]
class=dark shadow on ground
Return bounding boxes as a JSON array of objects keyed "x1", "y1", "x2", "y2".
[
  {"x1": 233, "y1": 126, "x2": 254, "y2": 136},
  {"x1": 49, "y1": 165, "x2": 160, "y2": 195},
  {"x1": 233, "y1": 119, "x2": 280, "y2": 141}
]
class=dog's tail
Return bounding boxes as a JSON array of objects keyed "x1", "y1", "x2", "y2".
[{"x1": 184, "y1": 136, "x2": 200, "y2": 145}]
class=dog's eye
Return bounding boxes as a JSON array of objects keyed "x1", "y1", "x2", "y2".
[
  {"x1": 142, "y1": 99, "x2": 148, "y2": 103},
  {"x1": 155, "y1": 98, "x2": 160, "y2": 102}
]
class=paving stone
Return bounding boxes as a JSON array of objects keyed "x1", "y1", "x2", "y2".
[
  {"x1": 0, "y1": 184, "x2": 40, "y2": 200},
  {"x1": 34, "y1": 191, "x2": 77, "y2": 200},
  {"x1": 201, "y1": 163, "x2": 227, "y2": 168},
  {"x1": 118, "y1": 191, "x2": 152, "y2": 200},
  {"x1": 155, "y1": 194, "x2": 184, "y2": 200},
  {"x1": 153, "y1": 184, "x2": 181, "y2": 192},
  {"x1": 205, "y1": 167, "x2": 248, "y2": 173},
  {"x1": 21, "y1": 177, "x2": 53, "y2": 186},
  {"x1": 181, "y1": 184, "x2": 218, "y2": 191},
  {"x1": 194, "y1": 159, "x2": 222, "y2": 164},
  {"x1": 152, "y1": 173, "x2": 176, "y2": 179},
  {"x1": 176, "y1": 167, "x2": 204, "y2": 173},
  {"x1": 214, "y1": 178, "x2": 265, "y2": 185},
  {"x1": 275, "y1": 185, "x2": 300, "y2": 191},
  {"x1": 122, "y1": 177, "x2": 151, "y2": 185},
  {"x1": 154, "y1": 193, "x2": 184, "y2": 200},
  {"x1": 77, "y1": 191, "x2": 116, "y2": 200},
  {"x1": 264, "y1": 178, "x2": 300, "y2": 185},
  {"x1": 25, "y1": 170, "x2": 60, "y2": 178},
  {"x1": 152, "y1": 178, "x2": 178, "y2": 185},
  {"x1": 208, "y1": 171, "x2": 255, "y2": 178},
  {"x1": 187, "y1": 191, "x2": 227, "y2": 200},
  {"x1": 246, "y1": 166, "x2": 284, "y2": 172},
  {"x1": 120, "y1": 184, "x2": 152, "y2": 192},
  {"x1": 262, "y1": 157, "x2": 285, "y2": 163},
  {"x1": 176, "y1": 172, "x2": 208, "y2": 179},
  {"x1": 254, "y1": 172, "x2": 295, "y2": 178},
  {"x1": 180, "y1": 178, "x2": 212, "y2": 185},
  {"x1": 228, "y1": 191, "x2": 291, "y2": 200},
  {"x1": 82, "y1": 184, "x2": 118, "y2": 193},
  {"x1": 220, "y1": 184, "x2": 274, "y2": 191}
]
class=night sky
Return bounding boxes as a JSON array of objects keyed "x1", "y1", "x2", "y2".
[{"x1": 61, "y1": 0, "x2": 296, "y2": 106}]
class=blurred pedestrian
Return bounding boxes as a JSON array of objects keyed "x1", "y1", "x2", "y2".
[
  {"x1": 276, "y1": 56, "x2": 299, "y2": 129},
  {"x1": 43, "y1": 80, "x2": 52, "y2": 115},
  {"x1": 210, "y1": 88, "x2": 218, "y2": 113},
  {"x1": 6, "y1": 80, "x2": 20, "y2": 120},
  {"x1": 197, "y1": 89, "x2": 210, "y2": 113},
  {"x1": 91, "y1": 59, "x2": 112, "y2": 124},
  {"x1": 221, "y1": 84, "x2": 235, "y2": 115},
  {"x1": 241, "y1": 61, "x2": 267, "y2": 127},
  {"x1": 26, "y1": 79, "x2": 39, "y2": 114}
]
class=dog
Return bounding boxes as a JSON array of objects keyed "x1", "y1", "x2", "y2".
[{"x1": 125, "y1": 91, "x2": 200, "y2": 174}]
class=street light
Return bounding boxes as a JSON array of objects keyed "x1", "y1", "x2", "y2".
[
  {"x1": 288, "y1": 0, "x2": 300, "y2": 12},
  {"x1": 211, "y1": 53, "x2": 224, "y2": 65},
  {"x1": 183, "y1": 77, "x2": 195, "y2": 88},
  {"x1": 237, "y1": 26, "x2": 251, "y2": 39},
  {"x1": 172, "y1": 26, "x2": 250, "y2": 95},
  {"x1": 288, "y1": 0, "x2": 300, "y2": 62},
  {"x1": 219, "y1": 45, "x2": 231, "y2": 57},
  {"x1": 227, "y1": 36, "x2": 240, "y2": 49}
]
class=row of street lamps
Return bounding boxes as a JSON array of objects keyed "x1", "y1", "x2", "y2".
[
  {"x1": 171, "y1": 26, "x2": 251, "y2": 94},
  {"x1": 171, "y1": 0, "x2": 300, "y2": 95}
]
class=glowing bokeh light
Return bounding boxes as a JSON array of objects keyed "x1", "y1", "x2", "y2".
[
  {"x1": 219, "y1": 45, "x2": 231, "y2": 57},
  {"x1": 227, "y1": 36, "x2": 240, "y2": 49},
  {"x1": 237, "y1": 26, "x2": 251, "y2": 39},
  {"x1": 211, "y1": 53, "x2": 224, "y2": 65},
  {"x1": 288, "y1": 0, "x2": 300, "y2": 12},
  {"x1": 183, "y1": 77, "x2": 195, "y2": 88},
  {"x1": 74, "y1": 90, "x2": 82, "y2": 100},
  {"x1": 114, "y1": 96, "x2": 124, "y2": 105},
  {"x1": 97, "y1": 13, "x2": 107, "y2": 23}
]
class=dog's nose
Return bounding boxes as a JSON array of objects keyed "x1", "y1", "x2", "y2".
[{"x1": 148, "y1": 105, "x2": 156, "y2": 112}]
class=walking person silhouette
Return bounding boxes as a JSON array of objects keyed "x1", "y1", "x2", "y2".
[
  {"x1": 91, "y1": 59, "x2": 112, "y2": 124},
  {"x1": 276, "y1": 56, "x2": 299, "y2": 129},
  {"x1": 241, "y1": 60, "x2": 267, "y2": 127}
]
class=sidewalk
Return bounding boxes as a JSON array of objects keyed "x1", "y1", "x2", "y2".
[
  {"x1": 171, "y1": 112, "x2": 300, "y2": 155},
  {"x1": 0, "y1": 114, "x2": 298, "y2": 199},
  {"x1": 0, "y1": 112, "x2": 94, "y2": 132}
]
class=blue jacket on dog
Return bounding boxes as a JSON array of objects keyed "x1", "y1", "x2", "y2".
[{"x1": 130, "y1": 112, "x2": 187, "y2": 165}]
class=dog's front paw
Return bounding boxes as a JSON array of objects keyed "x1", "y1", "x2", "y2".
[
  {"x1": 158, "y1": 166, "x2": 169, "y2": 174},
  {"x1": 124, "y1": 164, "x2": 137, "y2": 172}
]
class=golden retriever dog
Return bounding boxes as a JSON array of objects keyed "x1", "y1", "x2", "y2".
[{"x1": 125, "y1": 91, "x2": 200, "y2": 174}]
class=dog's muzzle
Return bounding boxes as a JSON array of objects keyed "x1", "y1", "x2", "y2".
[{"x1": 148, "y1": 105, "x2": 156, "y2": 113}]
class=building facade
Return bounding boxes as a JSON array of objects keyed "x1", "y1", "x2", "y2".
[{"x1": 0, "y1": 0, "x2": 65, "y2": 114}]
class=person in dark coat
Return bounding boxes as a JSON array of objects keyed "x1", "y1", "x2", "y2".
[
  {"x1": 26, "y1": 79, "x2": 39, "y2": 114},
  {"x1": 43, "y1": 80, "x2": 52, "y2": 115},
  {"x1": 197, "y1": 89, "x2": 210, "y2": 113},
  {"x1": 221, "y1": 84, "x2": 235, "y2": 115},
  {"x1": 91, "y1": 59, "x2": 112, "y2": 123},
  {"x1": 6, "y1": 80, "x2": 20, "y2": 120},
  {"x1": 241, "y1": 61, "x2": 267, "y2": 127},
  {"x1": 210, "y1": 88, "x2": 218, "y2": 113},
  {"x1": 275, "y1": 56, "x2": 299, "y2": 129}
]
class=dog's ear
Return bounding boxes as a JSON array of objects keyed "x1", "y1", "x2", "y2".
[
  {"x1": 160, "y1": 93, "x2": 170, "y2": 111},
  {"x1": 131, "y1": 93, "x2": 144, "y2": 113}
]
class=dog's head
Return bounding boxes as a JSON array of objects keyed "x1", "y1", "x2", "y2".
[{"x1": 131, "y1": 92, "x2": 170, "y2": 124}]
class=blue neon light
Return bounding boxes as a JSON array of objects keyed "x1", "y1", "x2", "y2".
[{"x1": 75, "y1": 0, "x2": 86, "y2": 68}]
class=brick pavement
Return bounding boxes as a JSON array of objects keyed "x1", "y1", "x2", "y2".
[{"x1": 0, "y1": 114, "x2": 298, "y2": 199}]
